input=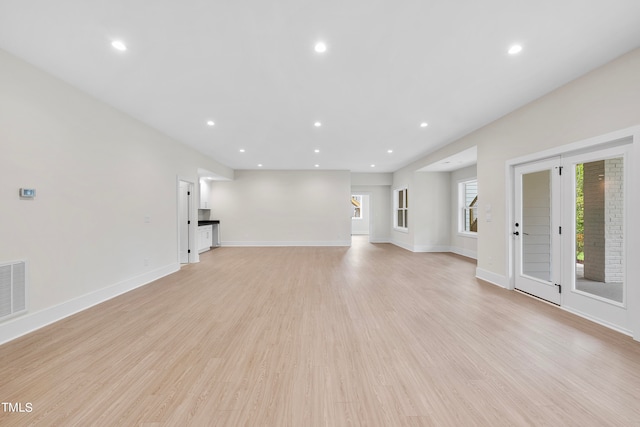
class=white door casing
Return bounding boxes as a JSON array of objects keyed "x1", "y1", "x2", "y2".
[{"x1": 178, "y1": 180, "x2": 192, "y2": 264}]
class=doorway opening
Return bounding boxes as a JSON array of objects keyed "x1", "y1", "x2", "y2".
[{"x1": 351, "y1": 194, "x2": 371, "y2": 241}]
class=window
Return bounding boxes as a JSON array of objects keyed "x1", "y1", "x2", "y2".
[
  {"x1": 459, "y1": 179, "x2": 478, "y2": 234},
  {"x1": 351, "y1": 195, "x2": 362, "y2": 219},
  {"x1": 394, "y1": 188, "x2": 408, "y2": 230}
]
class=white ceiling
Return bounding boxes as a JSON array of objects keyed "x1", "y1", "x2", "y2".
[{"x1": 1, "y1": 1, "x2": 639, "y2": 173}]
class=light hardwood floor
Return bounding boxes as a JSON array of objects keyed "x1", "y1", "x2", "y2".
[{"x1": 2, "y1": 238, "x2": 640, "y2": 426}]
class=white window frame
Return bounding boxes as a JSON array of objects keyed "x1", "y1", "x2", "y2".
[
  {"x1": 458, "y1": 179, "x2": 478, "y2": 236},
  {"x1": 394, "y1": 187, "x2": 408, "y2": 232}
]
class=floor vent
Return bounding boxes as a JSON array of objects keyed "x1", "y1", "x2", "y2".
[{"x1": 0, "y1": 261, "x2": 27, "y2": 320}]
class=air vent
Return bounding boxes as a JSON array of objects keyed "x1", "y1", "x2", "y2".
[{"x1": 0, "y1": 261, "x2": 27, "y2": 320}]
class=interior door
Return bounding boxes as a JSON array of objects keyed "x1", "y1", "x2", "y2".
[
  {"x1": 178, "y1": 180, "x2": 191, "y2": 264},
  {"x1": 514, "y1": 158, "x2": 562, "y2": 305}
]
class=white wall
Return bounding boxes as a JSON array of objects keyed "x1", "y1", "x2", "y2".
[
  {"x1": 450, "y1": 165, "x2": 478, "y2": 259},
  {"x1": 199, "y1": 178, "x2": 212, "y2": 209},
  {"x1": 209, "y1": 170, "x2": 352, "y2": 246},
  {"x1": 392, "y1": 47, "x2": 640, "y2": 339},
  {"x1": 390, "y1": 168, "x2": 414, "y2": 250},
  {"x1": 0, "y1": 49, "x2": 232, "y2": 343},
  {"x1": 390, "y1": 170, "x2": 450, "y2": 252},
  {"x1": 351, "y1": 173, "x2": 393, "y2": 186},
  {"x1": 413, "y1": 172, "x2": 451, "y2": 252}
]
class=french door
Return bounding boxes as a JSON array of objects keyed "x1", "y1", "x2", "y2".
[
  {"x1": 513, "y1": 145, "x2": 630, "y2": 332},
  {"x1": 514, "y1": 158, "x2": 562, "y2": 305}
]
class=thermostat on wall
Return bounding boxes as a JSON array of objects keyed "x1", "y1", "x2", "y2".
[{"x1": 19, "y1": 188, "x2": 36, "y2": 199}]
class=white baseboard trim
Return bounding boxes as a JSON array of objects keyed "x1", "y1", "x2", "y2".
[
  {"x1": 221, "y1": 240, "x2": 351, "y2": 247},
  {"x1": 561, "y1": 306, "x2": 632, "y2": 337},
  {"x1": 368, "y1": 238, "x2": 390, "y2": 244},
  {"x1": 390, "y1": 240, "x2": 413, "y2": 252},
  {"x1": 475, "y1": 267, "x2": 508, "y2": 289},
  {"x1": 449, "y1": 247, "x2": 477, "y2": 260},
  {"x1": 412, "y1": 245, "x2": 451, "y2": 253},
  {"x1": 390, "y1": 240, "x2": 453, "y2": 253},
  {"x1": 0, "y1": 263, "x2": 178, "y2": 346}
]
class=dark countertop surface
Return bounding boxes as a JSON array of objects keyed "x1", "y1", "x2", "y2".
[{"x1": 198, "y1": 220, "x2": 220, "y2": 226}]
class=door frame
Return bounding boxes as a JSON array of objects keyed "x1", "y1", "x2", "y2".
[
  {"x1": 351, "y1": 192, "x2": 373, "y2": 240},
  {"x1": 177, "y1": 177, "x2": 197, "y2": 264},
  {"x1": 505, "y1": 125, "x2": 640, "y2": 339}
]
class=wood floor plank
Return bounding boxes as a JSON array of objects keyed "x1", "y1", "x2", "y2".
[{"x1": 1, "y1": 238, "x2": 640, "y2": 426}]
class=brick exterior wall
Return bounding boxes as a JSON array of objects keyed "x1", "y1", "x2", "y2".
[
  {"x1": 583, "y1": 161, "x2": 605, "y2": 281},
  {"x1": 604, "y1": 158, "x2": 624, "y2": 283},
  {"x1": 582, "y1": 158, "x2": 624, "y2": 284}
]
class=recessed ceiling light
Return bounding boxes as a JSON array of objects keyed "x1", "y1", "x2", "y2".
[
  {"x1": 257, "y1": 164, "x2": 263, "y2": 167},
  {"x1": 314, "y1": 121, "x2": 322, "y2": 127},
  {"x1": 314, "y1": 42, "x2": 327, "y2": 53},
  {"x1": 420, "y1": 122, "x2": 428, "y2": 128},
  {"x1": 370, "y1": 164, "x2": 376, "y2": 168},
  {"x1": 314, "y1": 164, "x2": 320, "y2": 168},
  {"x1": 387, "y1": 149, "x2": 393, "y2": 153},
  {"x1": 239, "y1": 149, "x2": 245, "y2": 153},
  {"x1": 508, "y1": 44, "x2": 523, "y2": 55},
  {"x1": 111, "y1": 40, "x2": 127, "y2": 51},
  {"x1": 206, "y1": 120, "x2": 215, "y2": 126},
  {"x1": 314, "y1": 149, "x2": 320, "y2": 153}
]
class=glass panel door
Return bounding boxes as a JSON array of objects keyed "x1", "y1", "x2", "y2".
[
  {"x1": 522, "y1": 170, "x2": 552, "y2": 282},
  {"x1": 562, "y1": 145, "x2": 629, "y2": 333},
  {"x1": 514, "y1": 158, "x2": 561, "y2": 305},
  {"x1": 574, "y1": 158, "x2": 624, "y2": 303}
]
